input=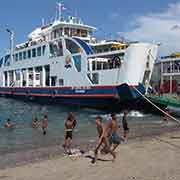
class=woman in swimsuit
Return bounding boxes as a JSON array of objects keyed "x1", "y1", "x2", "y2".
[{"x1": 63, "y1": 113, "x2": 76, "y2": 154}]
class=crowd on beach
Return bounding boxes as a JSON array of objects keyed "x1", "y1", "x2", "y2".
[
  {"x1": 3, "y1": 110, "x2": 130, "y2": 163},
  {"x1": 3, "y1": 109, "x2": 171, "y2": 163}
]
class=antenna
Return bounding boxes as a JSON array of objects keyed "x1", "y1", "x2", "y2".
[
  {"x1": 42, "y1": 18, "x2": 45, "y2": 26},
  {"x1": 56, "y1": 1, "x2": 66, "y2": 21},
  {"x1": 6, "y1": 28, "x2": 14, "y2": 64}
]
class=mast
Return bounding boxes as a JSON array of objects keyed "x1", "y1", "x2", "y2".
[{"x1": 56, "y1": 1, "x2": 66, "y2": 21}]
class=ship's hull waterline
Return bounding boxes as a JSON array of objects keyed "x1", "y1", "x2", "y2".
[{"x1": 0, "y1": 83, "x2": 145, "y2": 109}]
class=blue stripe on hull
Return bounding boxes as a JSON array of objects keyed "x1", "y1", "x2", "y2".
[{"x1": 0, "y1": 84, "x2": 145, "y2": 108}]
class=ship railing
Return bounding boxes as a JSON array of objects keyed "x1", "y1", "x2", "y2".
[{"x1": 87, "y1": 49, "x2": 126, "y2": 58}]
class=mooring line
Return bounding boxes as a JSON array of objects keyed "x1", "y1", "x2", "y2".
[{"x1": 132, "y1": 86, "x2": 180, "y2": 124}]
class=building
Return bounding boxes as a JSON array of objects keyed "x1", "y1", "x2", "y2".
[{"x1": 152, "y1": 53, "x2": 180, "y2": 94}]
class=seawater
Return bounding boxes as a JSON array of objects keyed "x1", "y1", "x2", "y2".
[{"x1": 0, "y1": 97, "x2": 178, "y2": 155}]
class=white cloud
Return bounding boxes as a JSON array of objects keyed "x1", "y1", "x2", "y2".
[
  {"x1": 110, "y1": 12, "x2": 120, "y2": 19},
  {"x1": 118, "y1": 3, "x2": 180, "y2": 56}
]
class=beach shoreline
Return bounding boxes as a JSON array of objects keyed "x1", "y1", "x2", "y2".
[
  {"x1": 1, "y1": 127, "x2": 180, "y2": 180},
  {"x1": 0, "y1": 124, "x2": 180, "y2": 171}
]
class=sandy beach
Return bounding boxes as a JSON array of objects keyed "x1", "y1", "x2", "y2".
[{"x1": 0, "y1": 129, "x2": 180, "y2": 180}]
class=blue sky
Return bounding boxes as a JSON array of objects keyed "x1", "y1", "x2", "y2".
[{"x1": 0, "y1": 0, "x2": 180, "y2": 56}]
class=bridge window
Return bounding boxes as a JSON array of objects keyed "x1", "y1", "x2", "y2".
[
  {"x1": 23, "y1": 51, "x2": 26, "y2": 60},
  {"x1": 37, "y1": 47, "x2": 41, "y2": 56},
  {"x1": 32, "y1": 48, "x2": 36, "y2": 58},
  {"x1": 4, "y1": 55, "x2": 10, "y2": 66},
  {"x1": 65, "y1": 39, "x2": 80, "y2": 54},
  {"x1": 64, "y1": 28, "x2": 70, "y2": 36},
  {"x1": 42, "y1": 45, "x2": 46, "y2": 56},
  {"x1": 0, "y1": 57, "x2": 3, "y2": 67},
  {"x1": 28, "y1": 50, "x2": 31, "y2": 59},
  {"x1": 19, "y1": 52, "x2": 22, "y2": 60},
  {"x1": 15, "y1": 53, "x2": 18, "y2": 61}
]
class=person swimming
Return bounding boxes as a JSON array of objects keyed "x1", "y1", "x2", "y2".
[{"x1": 4, "y1": 119, "x2": 13, "y2": 129}]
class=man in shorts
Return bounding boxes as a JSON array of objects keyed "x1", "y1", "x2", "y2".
[
  {"x1": 63, "y1": 112, "x2": 76, "y2": 154},
  {"x1": 93, "y1": 116, "x2": 115, "y2": 163},
  {"x1": 108, "y1": 113, "x2": 121, "y2": 152}
]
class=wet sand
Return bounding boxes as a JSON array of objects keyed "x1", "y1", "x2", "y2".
[{"x1": 1, "y1": 128, "x2": 180, "y2": 180}]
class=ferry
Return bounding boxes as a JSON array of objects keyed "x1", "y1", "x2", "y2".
[{"x1": 0, "y1": 3, "x2": 158, "y2": 109}]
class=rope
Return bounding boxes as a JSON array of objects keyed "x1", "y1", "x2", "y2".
[{"x1": 132, "y1": 85, "x2": 180, "y2": 124}]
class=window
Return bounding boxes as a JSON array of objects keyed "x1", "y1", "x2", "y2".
[
  {"x1": 15, "y1": 53, "x2": 18, "y2": 61},
  {"x1": 65, "y1": 39, "x2": 80, "y2": 54},
  {"x1": 59, "y1": 79, "x2": 64, "y2": 86},
  {"x1": 32, "y1": 48, "x2": 36, "y2": 58},
  {"x1": 51, "y1": 76, "x2": 57, "y2": 86},
  {"x1": 0, "y1": 57, "x2": 3, "y2": 67},
  {"x1": 37, "y1": 47, "x2": 41, "y2": 56},
  {"x1": 28, "y1": 50, "x2": 31, "y2": 59},
  {"x1": 23, "y1": 51, "x2": 26, "y2": 60},
  {"x1": 57, "y1": 40, "x2": 63, "y2": 56},
  {"x1": 73, "y1": 55, "x2": 81, "y2": 72},
  {"x1": 4, "y1": 55, "x2": 10, "y2": 66},
  {"x1": 49, "y1": 40, "x2": 63, "y2": 57},
  {"x1": 64, "y1": 28, "x2": 70, "y2": 35},
  {"x1": 87, "y1": 73, "x2": 99, "y2": 84},
  {"x1": 42, "y1": 45, "x2": 46, "y2": 55},
  {"x1": 19, "y1": 52, "x2": 22, "y2": 60}
]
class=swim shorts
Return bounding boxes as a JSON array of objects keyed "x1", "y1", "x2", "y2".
[
  {"x1": 65, "y1": 131, "x2": 73, "y2": 139},
  {"x1": 109, "y1": 133, "x2": 121, "y2": 145}
]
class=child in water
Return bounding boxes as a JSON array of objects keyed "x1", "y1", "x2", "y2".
[
  {"x1": 4, "y1": 119, "x2": 13, "y2": 129},
  {"x1": 32, "y1": 117, "x2": 39, "y2": 128},
  {"x1": 42, "y1": 115, "x2": 48, "y2": 135}
]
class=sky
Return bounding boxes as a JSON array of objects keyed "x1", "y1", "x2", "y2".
[{"x1": 0, "y1": 0, "x2": 180, "y2": 56}]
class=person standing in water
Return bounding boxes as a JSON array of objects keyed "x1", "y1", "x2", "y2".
[
  {"x1": 32, "y1": 117, "x2": 39, "y2": 128},
  {"x1": 42, "y1": 115, "x2": 48, "y2": 135},
  {"x1": 63, "y1": 112, "x2": 77, "y2": 154},
  {"x1": 122, "y1": 110, "x2": 129, "y2": 143},
  {"x1": 93, "y1": 116, "x2": 115, "y2": 163}
]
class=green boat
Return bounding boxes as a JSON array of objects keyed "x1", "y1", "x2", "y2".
[{"x1": 144, "y1": 94, "x2": 180, "y2": 115}]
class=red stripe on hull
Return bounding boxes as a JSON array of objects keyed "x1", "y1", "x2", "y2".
[{"x1": 0, "y1": 92, "x2": 116, "y2": 98}]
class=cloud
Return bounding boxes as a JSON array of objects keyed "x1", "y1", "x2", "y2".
[
  {"x1": 118, "y1": 3, "x2": 180, "y2": 56},
  {"x1": 110, "y1": 12, "x2": 120, "y2": 19}
]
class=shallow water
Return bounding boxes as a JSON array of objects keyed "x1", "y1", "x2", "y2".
[{"x1": 0, "y1": 97, "x2": 178, "y2": 155}]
